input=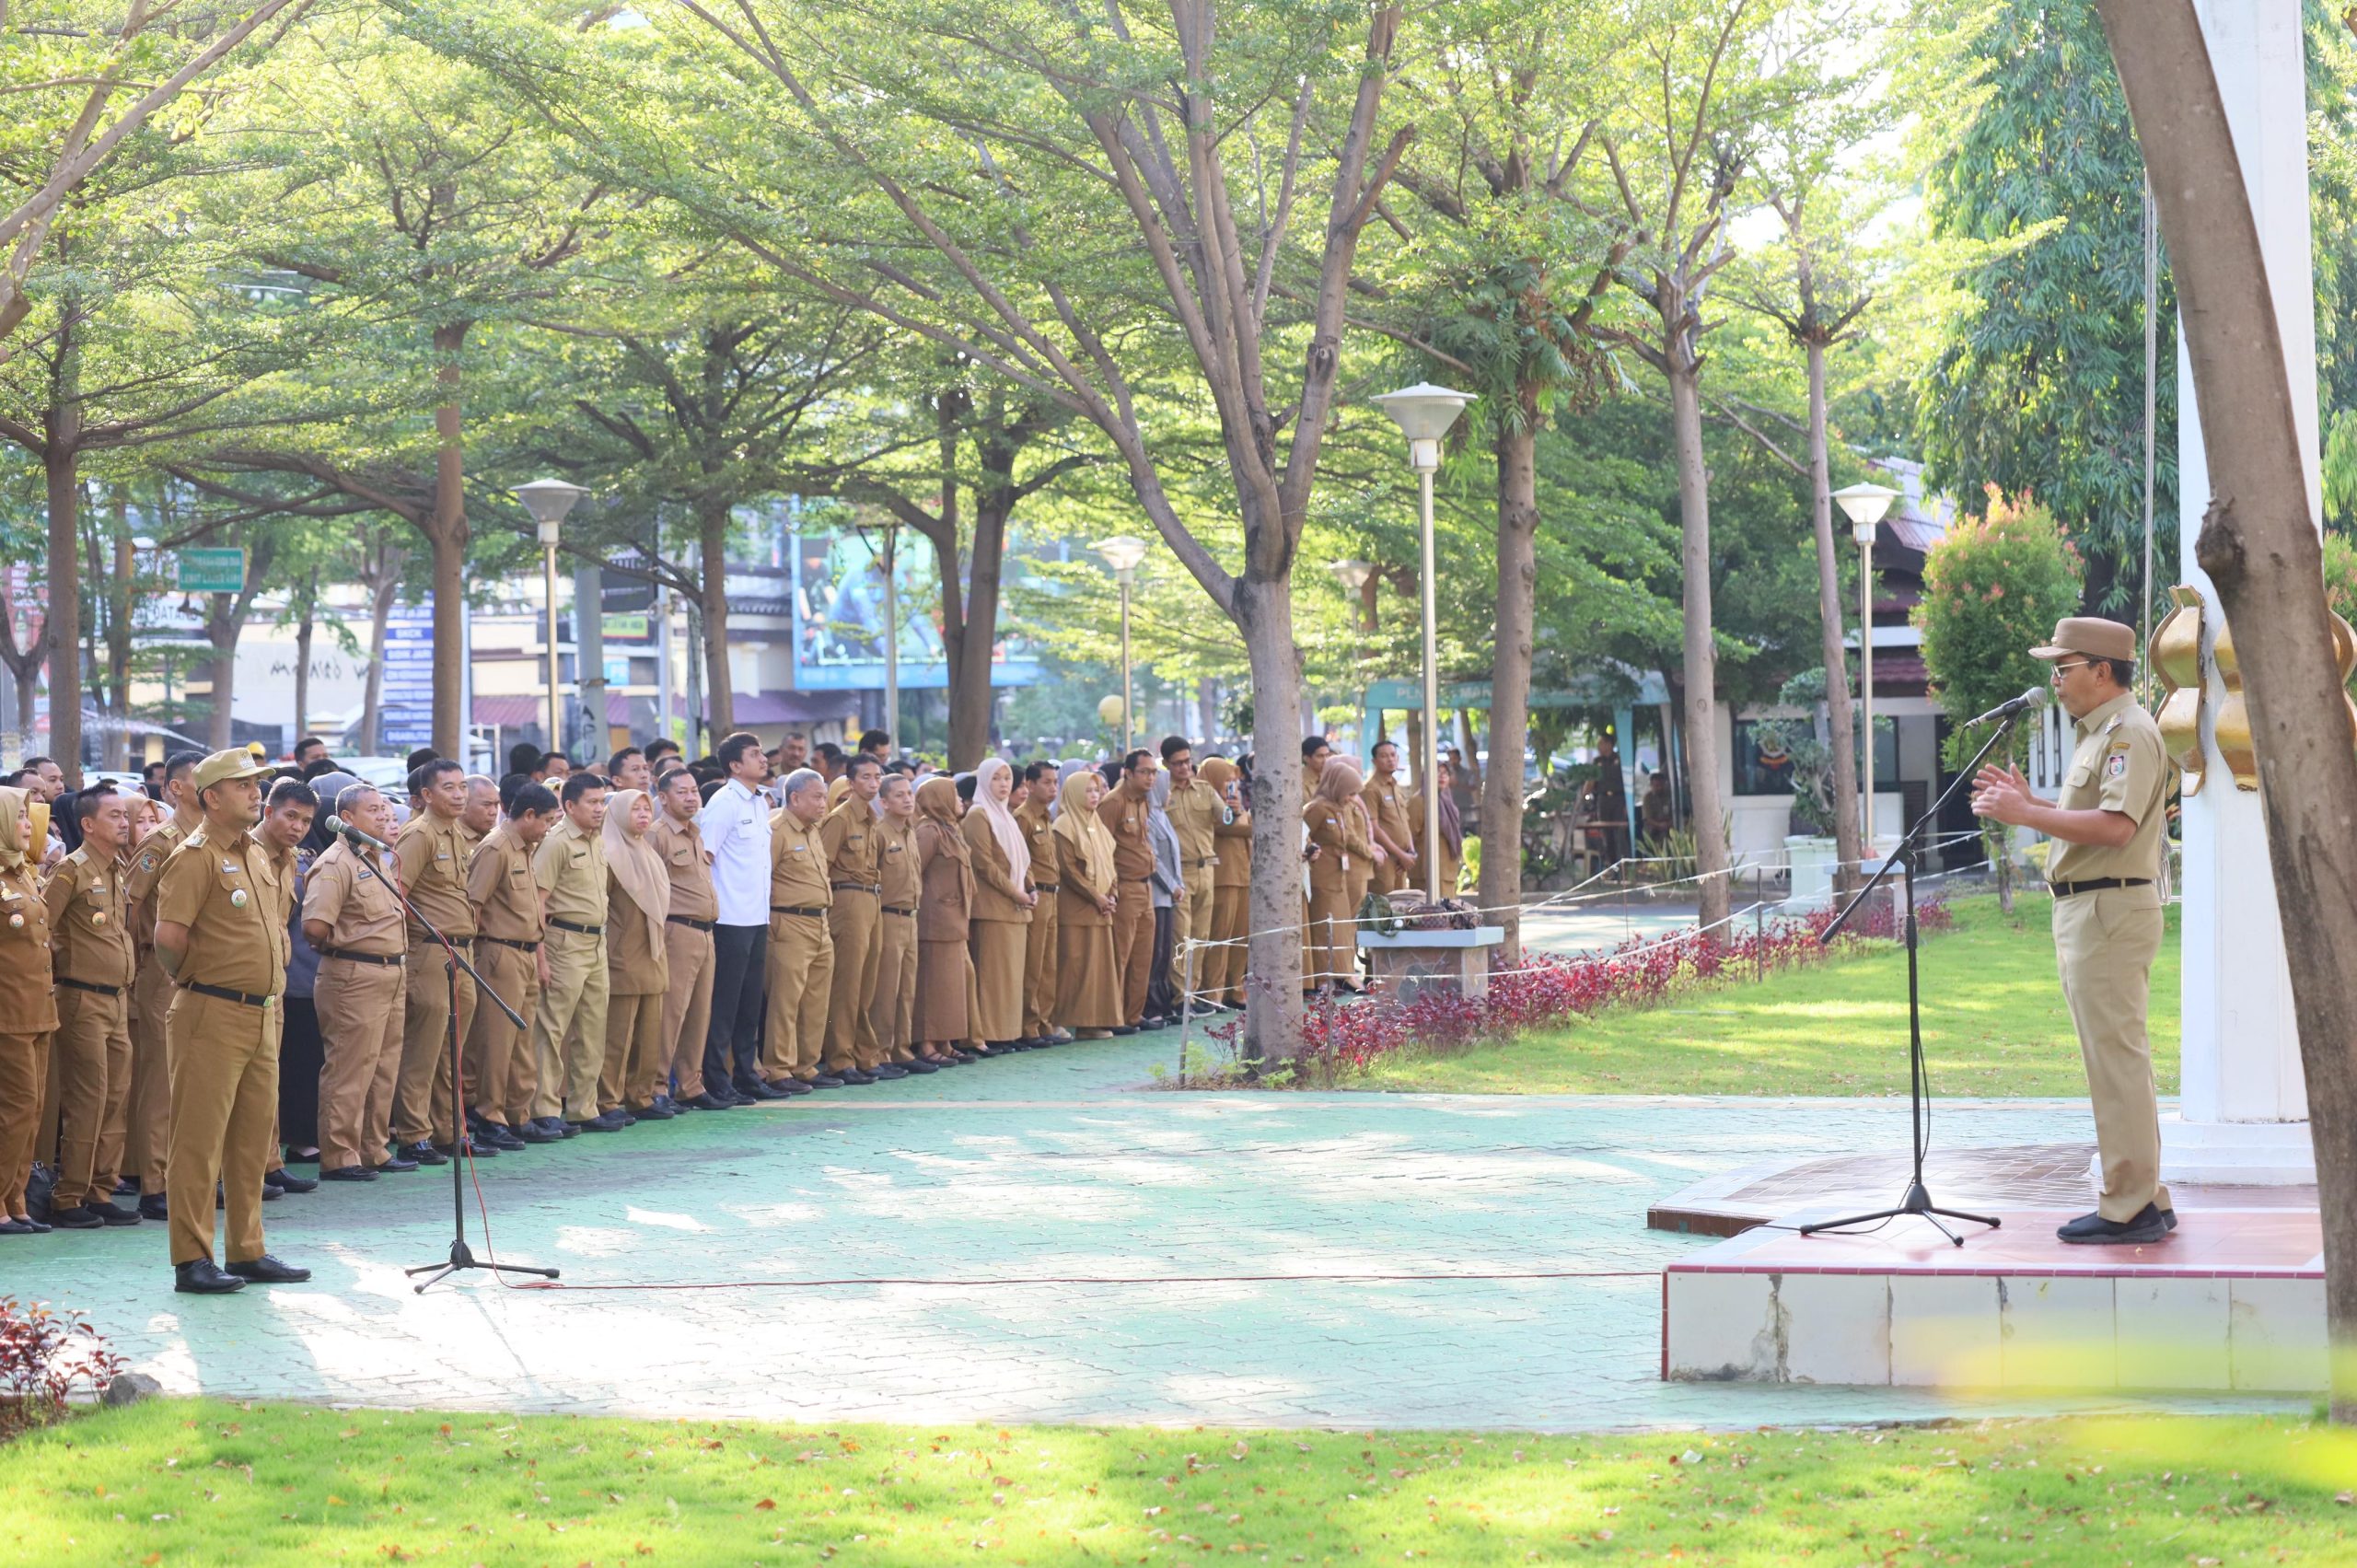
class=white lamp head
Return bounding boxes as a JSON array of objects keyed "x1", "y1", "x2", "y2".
[
  {"x1": 1327, "y1": 559, "x2": 1376, "y2": 594},
  {"x1": 1374, "y1": 382, "x2": 1475, "y2": 471},
  {"x1": 515, "y1": 478, "x2": 589, "y2": 544},
  {"x1": 1092, "y1": 535, "x2": 1150, "y2": 576},
  {"x1": 1831, "y1": 481, "x2": 1898, "y2": 545}
]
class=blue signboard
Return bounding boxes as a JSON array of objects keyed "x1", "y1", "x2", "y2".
[
  {"x1": 790, "y1": 531, "x2": 1040, "y2": 692},
  {"x1": 378, "y1": 600, "x2": 437, "y2": 749}
]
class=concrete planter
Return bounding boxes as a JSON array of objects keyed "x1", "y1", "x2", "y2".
[{"x1": 1356, "y1": 925, "x2": 1508, "y2": 1001}]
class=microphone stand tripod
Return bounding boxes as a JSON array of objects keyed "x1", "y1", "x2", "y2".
[
  {"x1": 341, "y1": 832, "x2": 559, "y2": 1291},
  {"x1": 1798, "y1": 703, "x2": 2035, "y2": 1248}
]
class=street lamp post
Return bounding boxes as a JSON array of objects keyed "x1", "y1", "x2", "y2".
[
  {"x1": 1327, "y1": 558, "x2": 1376, "y2": 749},
  {"x1": 1092, "y1": 536, "x2": 1149, "y2": 753},
  {"x1": 514, "y1": 479, "x2": 588, "y2": 756},
  {"x1": 1831, "y1": 481, "x2": 1899, "y2": 856},
  {"x1": 1373, "y1": 383, "x2": 1476, "y2": 905}
]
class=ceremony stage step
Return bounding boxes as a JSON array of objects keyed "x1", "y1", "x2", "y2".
[{"x1": 1662, "y1": 1205, "x2": 2325, "y2": 1391}]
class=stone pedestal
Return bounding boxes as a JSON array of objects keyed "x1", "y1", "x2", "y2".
[
  {"x1": 1357, "y1": 927, "x2": 1505, "y2": 1003},
  {"x1": 2163, "y1": 0, "x2": 2316, "y2": 1187}
]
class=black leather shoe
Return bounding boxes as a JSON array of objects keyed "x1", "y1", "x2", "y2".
[
  {"x1": 486, "y1": 1124, "x2": 528, "y2": 1151},
  {"x1": 587, "y1": 1110, "x2": 633, "y2": 1132},
  {"x1": 870, "y1": 1063, "x2": 909, "y2": 1079},
  {"x1": 405, "y1": 1141, "x2": 449, "y2": 1167},
  {"x1": 517, "y1": 1121, "x2": 563, "y2": 1144},
  {"x1": 688, "y1": 1091, "x2": 733, "y2": 1110},
  {"x1": 552, "y1": 1119, "x2": 582, "y2": 1138},
  {"x1": 113, "y1": 1176, "x2": 140, "y2": 1195},
  {"x1": 626, "y1": 1101, "x2": 676, "y2": 1121},
  {"x1": 736, "y1": 1077, "x2": 787, "y2": 1101},
  {"x1": 805, "y1": 1074, "x2": 845, "y2": 1089},
  {"x1": 2056, "y1": 1203, "x2": 2171, "y2": 1245},
  {"x1": 88, "y1": 1199, "x2": 143, "y2": 1225},
  {"x1": 175, "y1": 1259, "x2": 246, "y2": 1295},
  {"x1": 897, "y1": 1059, "x2": 938, "y2": 1074},
  {"x1": 1111, "y1": 1026, "x2": 1139, "y2": 1037},
  {"x1": 376, "y1": 1152, "x2": 421, "y2": 1173},
  {"x1": 834, "y1": 1068, "x2": 877, "y2": 1086},
  {"x1": 226, "y1": 1253, "x2": 311, "y2": 1283},
  {"x1": 0, "y1": 1217, "x2": 37, "y2": 1236},
  {"x1": 774, "y1": 1078, "x2": 814, "y2": 1096},
  {"x1": 270, "y1": 1172, "x2": 319, "y2": 1194},
  {"x1": 51, "y1": 1203, "x2": 104, "y2": 1229},
  {"x1": 138, "y1": 1193, "x2": 168, "y2": 1222},
  {"x1": 321, "y1": 1165, "x2": 379, "y2": 1181}
]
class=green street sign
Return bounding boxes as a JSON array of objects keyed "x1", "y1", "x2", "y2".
[{"x1": 176, "y1": 547, "x2": 246, "y2": 594}]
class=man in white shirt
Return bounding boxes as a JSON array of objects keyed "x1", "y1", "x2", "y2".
[{"x1": 695, "y1": 732, "x2": 775, "y2": 1103}]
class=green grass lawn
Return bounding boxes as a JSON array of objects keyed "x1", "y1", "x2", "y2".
[
  {"x1": 3, "y1": 1401, "x2": 2346, "y2": 1565},
  {"x1": 1358, "y1": 894, "x2": 2180, "y2": 1098}
]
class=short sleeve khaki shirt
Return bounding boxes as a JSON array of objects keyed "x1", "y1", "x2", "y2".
[
  {"x1": 468, "y1": 823, "x2": 546, "y2": 943},
  {"x1": 394, "y1": 810, "x2": 477, "y2": 940},
  {"x1": 154, "y1": 823, "x2": 288, "y2": 996},
  {"x1": 2047, "y1": 691, "x2": 2168, "y2": 886},
  {"x1": 534, "y1": 818, "x2": 609, "y2": 928},
  {"x1": 302, "y1": 840, "x2": 406, "y2": 957},
  {"x1": 654, "y1": 813, "x2": 716, "y2": 922},
  {"x1": 768, "y1": 811, "x2": 834, "y2": 911},
  {"x1": 43, "y1": 845, "x2": 134, "y2": 989}
]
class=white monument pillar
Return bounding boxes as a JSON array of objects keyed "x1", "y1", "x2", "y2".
[{"x1": 2162, "y1": 0, "x2": 2318, "y2": 1183}]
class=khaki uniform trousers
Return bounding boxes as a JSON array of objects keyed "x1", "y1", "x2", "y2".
[
  {"x1": 529, "y1": 925, "x2": 610, "y2": 1124},
  {"x1": 2054, "y1": 888, "x2": 2173, "y2": 1222},
  {"x1": 1020, "y1": 893, "x2": 1059, "y2": 1040},
  {"x1": 463, "y1": 941, "x2": 537, "y2": 1127},
  {"x1": 315, "y1": 958, "x2": 407, "y2": 1172},
  {"x1": 164, "y1": 990, "x2": 280, "y2": 1268},
  {"x1": 49, "y1": 985, "x2": 132, "y2": 1212},
  {"x1": 395, "y1": 937, "x2": 478, "y2": 1147},
  {"x1": 868, "y1": 912, "x2": 917, "y2": 1066},
  {"x1": 762, "y1": 912, "x2": 835, "y2": 1081},
  {"x1": 1112, "y1": 879, "x2": 1155, "y2": 1026},
  {"x1": 600, "y1": 990, "x2": 666, "y2": 1112},
  {"x1": 821, "y1": 893, "x2": 881, "y2": 1074},
  {"x1": 1207, "y1": 886, "x2": 1248, "y2": 1005},
  {"x1": 0, "y1": 1033, "x2": 41, "y2": 1216},
  {"x1": 1181, "y1": 878, "x2": 1216, "y2": 1005},
  {"x1": 660, "y1": 923, "x2": 715, "y2": 1099},
  {"x1": 1306, "y1": 886, "x2": 1356, "y2": 988},
  {"x1": 123, "y1": 963, "x2": 173, "y2": 1196}
]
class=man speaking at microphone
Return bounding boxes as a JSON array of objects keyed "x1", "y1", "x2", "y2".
[{"x1": 1970, "y1": 616, "x2": 2175, "y2": 1245}]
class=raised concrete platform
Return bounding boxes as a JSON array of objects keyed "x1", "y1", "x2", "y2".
[{"x1": 1663, "y1": 1205, "x2": 2325, "y2": 1391}]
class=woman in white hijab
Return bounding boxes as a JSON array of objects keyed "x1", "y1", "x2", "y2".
[
  {"x1": 599, "y1": 788, "x2": 674, "y2": 1120},
  {"x1": 961, "y1": 756, "x2": 1035, "y2": 1047}
]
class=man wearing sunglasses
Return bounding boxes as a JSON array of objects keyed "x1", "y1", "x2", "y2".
[{"x1": 1971, "y1": 616, "x2": 2175, "y2": 1246}]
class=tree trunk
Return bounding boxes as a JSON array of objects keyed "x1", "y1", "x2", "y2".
[
  {"x1": 205, "y1": 611, "x2": 237, "y2": 749},
  {"x1": 1197, "y1": 676, "x2": 1218, "y2": 747},
  {"x1": 945, "y1": 483, "x2": 1011, "y2": 771},
  {"x1": 427, "y1": 320, "x2": 470, "y2": 761},
  {"x1": 359, "y1": 532, "x2": 400, "y2": 757},
  {"x1": 1480, "y1": 412, "x2": 1539, "y2": 962},
  {"x1": 1666, "y1": 360, "x2": 1731, "y2": 931},
  {"x1": 1237, "y1": 572, "x2": 1306, "y2": 1064},
  {"x1": 1805, "y1": 341, "x2": 1865, "y2": 891},
  {"x1": 696, "y1": 492, "x2": 735, "y2": 736},
  {"x1": 294, "y1": 591, "x2": 315, "y2": 754},
  {"x1": 2096, "y1": 0, "x2": 2357, "y2": 1423},
  {"x1": 104, "y1": 516, "x2": 132, "y2": 771},
  {"x1": 42, "y1": 423, "x2": 80, "y2": 784}
]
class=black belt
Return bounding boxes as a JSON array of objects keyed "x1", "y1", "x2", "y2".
[
  {"x1": 411, "y1": 934, "x2": 471, "y2": 949},
  {"x1": 667, "y1": 914, "x2": 715, "y2": 932},
  {"x1": 882, "y1": 905, "x2": 915, "y2": 917},
  {"x1": 319, "y1": 947, "x2": 403, "y2": 967},
  {"x1": 549, "y1": 917, "x2": 604, "y2": 935},
  {"x1": 58, "y1": 977, "x2": 123, "y2": 997},
  {"x1": 830, "y1": 881, "x2": 881, "y2": 894},
  {"x1": 188, "y1": 981, "x2": 276, "y2": 1010},
  {"x1": 1033, "y1": 882, "x2": 1061, "y2": 892},
  {"x1": 2051, "y1": 877, "x2": 2153, "y2": 899},
  {"x1": 480, "y1": 935, "x2": 541, "y2": 952},
  {"x1": 772, "y1": 904, "x2": 826, "y2": 918},
  {"x1": 1189, "y1": 857, "x2": 1215, "y2": 867}
]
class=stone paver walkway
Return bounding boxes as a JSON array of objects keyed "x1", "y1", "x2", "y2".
[{"x1": 9, "y1": 1032, "x2": 2298, "y2": 1431}]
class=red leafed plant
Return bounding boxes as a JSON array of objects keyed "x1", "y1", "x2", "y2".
[
  {"x1": 0, "y1": 1296, "x2": 124, "y2": 1438},
  {"x1": 1198, "y1": 894, "x2": 1952, "y2": 1087}
]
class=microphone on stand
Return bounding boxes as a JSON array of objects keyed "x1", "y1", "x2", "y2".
[
  {"x1": 322, "y1": 813, "x2": 395, "y2": 855},
  {"x1": 1961, "y1": 685, "x2": 2050, "y2": 726}
]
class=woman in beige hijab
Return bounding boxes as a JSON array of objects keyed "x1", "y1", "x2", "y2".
[
  {"x1": 911, "y1": 777, "x2": 977, "y2": 1062},
  {"x1": 599, "y1": 788, "x2": 673, "y2": 1120},
  {"x1": 0, "y1": 787, "x2": 59, "y2": 1232},
  {"x1": 1051, "y1": 768, "x2": 1121, "y2": 1037},
  {"x1": 1198, "y1": 756, "x2": 1251, "y2": 1009},
  {"x1": 962, "y1": 756, "x2": 1034, "y2": 1048},
  {"x1": 1304, "y1": 757, "x2": 1377, "y2": 993}
]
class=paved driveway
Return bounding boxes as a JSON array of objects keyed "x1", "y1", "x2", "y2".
[{"x1": 19, "y1": 1034, "x2": 2296, "y2": 1431}]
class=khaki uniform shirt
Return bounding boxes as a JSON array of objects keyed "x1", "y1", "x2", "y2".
[
  {"x1": 153, "y1": 823, "x2": 288, "y2": 997},
  {"x1": 877, "y1": 816, "x2": 920, "y2": 910},
  {"x1": 302, "y1": 840, "x2": 406, "y2": 958},
  {"x1": 654, "y1": 813, "x2": 717, "y2": 923},
  {"x1": 2047, "y1": 691, "x2": 2168, "y2": 886},
  {"x1": 1015, "y1": 799, "x2": 1061, "y2": 888},
  {"x1": 126, "y1": 818, "x2": 191, "y2": 953},
  {"x1": 43, "y1": 845, "x2": 134, "y2": 990},
  {"x1": 1098, "y1": 779, "x2": 1155, "y2": 882},
  {"x1": 768, "y1": 811, "x2": 833, "y2": 912},
  {"x1": 0, "y1": 864, "x2": 57, "y2": 1033},
  {"x1": 1363, "y1": 773, "x2": 1413, "y2": 855},
  {"x1": 534, "y1": 818, "x2": 610, "y2": 929},
  {"x1": 468, "y1": 824, "x2": 545, "y2": 944},
  {"x1": 394, "y1": 810, "x2": 477, "y2": 941},
  {"x1": 819, "y1": 799, "x2": 881, "y2": 892},
  {"x1": 1164, "y1": 781, "x2": 1223, "y2": 871}
]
